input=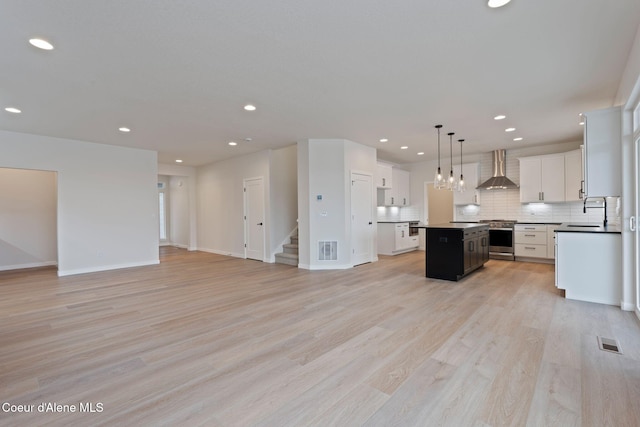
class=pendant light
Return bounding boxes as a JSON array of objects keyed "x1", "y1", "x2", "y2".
[
  {"x1": 457, "y1": 139, "x2": 466, "y2": 192},
  {"x1": 433, "y1": 125, "x2": 446, "y2": 189},
  {"x1": 447, "y1": 132, "x2": 456, "y2": 190}
]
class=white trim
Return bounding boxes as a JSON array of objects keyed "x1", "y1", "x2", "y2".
[
  {"x1": 57, "y1": 260, "x2": 159, "y2": 277},
  {"x1": 621, "y1": 301, "x2": 636, "y2": 311},
  {"x1": 297, "y1": 263, "x2": 353, "y2": 270},
  {"x1": 197, "y1": 247, "x2": 245, "y2": 259},
  {"x1": 0, "y1": 261, "x2": 57, "y2": 272}
]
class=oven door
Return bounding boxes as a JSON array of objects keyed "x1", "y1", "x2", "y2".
[{"x1": 489, "y1": 228, "x2": 514, "y2": 259}]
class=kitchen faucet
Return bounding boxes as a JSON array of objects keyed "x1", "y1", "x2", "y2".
[{"x1": 583, "y1": 196, "x2": 607, "y2": 226}]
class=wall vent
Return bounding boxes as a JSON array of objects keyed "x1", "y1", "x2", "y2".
[
  {"x1": 318, "y1": 241, "x2": 338, "y2": 261},
  {"x1": 597, "y1": 336, "x2": 622, "y2": 354}
]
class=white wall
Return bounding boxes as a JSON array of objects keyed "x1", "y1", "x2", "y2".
[
  {"x1": 0, "y1": 168, "x2": 57, "y2": 270},
  {"x1": 0, "y1": 130, "x2": 159, "y2": 276},
  {"x1": 298, "y1": 139, "x2": 376, "y2": 269},
  {"x1": 197, "y1": 150, "x2": 271, "y2": 258},
  {"x1": 269, "y1": 145, "x2": 298, "y2": 261}
]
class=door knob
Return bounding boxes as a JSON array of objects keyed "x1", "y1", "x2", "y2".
[{"x1": 257, "y1": 222, "x2": 263, "y2": 226}]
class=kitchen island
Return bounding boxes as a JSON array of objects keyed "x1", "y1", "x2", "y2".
[{"x1": 423, "y1": 223, "x2": 490, "y2": 281}]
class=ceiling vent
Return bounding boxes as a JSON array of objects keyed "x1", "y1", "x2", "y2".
[{"x1": 477, "y1": 149, "x2": 519, "y2": 190}]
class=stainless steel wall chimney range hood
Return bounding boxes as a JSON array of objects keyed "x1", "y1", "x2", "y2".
[{"x1": 476, "y1": 149, "x2": 519, "y2": 190}]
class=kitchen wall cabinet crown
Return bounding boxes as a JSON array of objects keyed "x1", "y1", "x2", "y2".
[
  {"x1": 453, "y1": 162, "x2": 480, "y2": 205},
  {"x1": 376, "y1": 162, "x2": 393, "y2": 189},
  {"x1": 582, "y1": 106, "x2": 622, "y2": 197}
]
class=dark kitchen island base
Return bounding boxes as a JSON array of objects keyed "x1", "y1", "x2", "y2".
[{"x1": 424, "y1": 223, "x2": 490, "y2": 281}]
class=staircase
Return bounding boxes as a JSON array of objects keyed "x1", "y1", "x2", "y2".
[{"x1": 275, "y1": 231, "x2": 298, "y2": 266}]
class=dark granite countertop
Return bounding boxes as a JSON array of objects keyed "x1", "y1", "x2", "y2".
[
  {"x1": 417, "y1": 222, "x2": 489, "y2": 230},
  {"x1": 554, "y1": 223, "x2": 621, "y2": 234},
  {"x1": 516, "y1": 222, "x2": 562, "y2": 225},
  {"x1": 377, "y1": 220, "x2": 418, "y2": 224}
]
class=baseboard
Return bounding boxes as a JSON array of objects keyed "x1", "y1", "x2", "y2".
[
  {"x1": 620, "y1": 301, "x2": 635, "y2": 311},
  {"x1": 57, "y1": 259, "x2": 160, "y2": 277},
  {"x1": 197, "y1": 247, "x2": 245, "y2": 259},
  {"x1": 0, "y1": 261, "x2": 57, "y2": 272},
  {"x1": 298, "y1": 263, "x2": 353, "y2": 270}
]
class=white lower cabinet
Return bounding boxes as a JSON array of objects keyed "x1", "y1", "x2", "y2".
[
  {"x1": 514, "y1": 224, "x2": 556, "y2": 262},
  {"x1": 377, "y1": 222, "x2": 418, "y2": 255},
  {"x1": 555, "y1": 231, "x2": 621, "y2": 305}
]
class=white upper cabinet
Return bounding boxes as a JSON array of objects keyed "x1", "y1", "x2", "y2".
[
  {"x1": 583, "y1": 106, "x2": 622, "y2": 197},
  {"x1": 519, "y1": 154, "x2": 565, "y2": 203},
  {"x1": 376, "y1": 162, "x2": 393, "y2": 189},
  {"x1": 452, "y1": 162, "x2": 480, "y2": 205},
  {"x1": 564, "y1": 149, "x2": 583, "y2": 202},
  {"x1": 382, "y1": 168, "x2": 410, "y2": 206}
]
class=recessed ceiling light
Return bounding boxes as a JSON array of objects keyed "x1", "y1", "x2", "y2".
[
  {"x1": 487, "y1": 0, "x2": 511, "y2": 8},
  {"x1": 505, "y1": 127, "x2": 516, "y2": 132},
  {"x1": 244, "y1": 104, "x2": 256, "y2": 111},
  {"x1": 29, "y1": 38, "x2": 54, "y2": 50},
  {"x1": 417, "y1": 152, "x2": 425, "y2": 156},
  {"x1": 379, "y1": 138, "x2": 388, "y2": 143},
  {"x1": 494, "y1": 115, "x2": 506, "y2": 120},
  {"x1": 245, "y1": 137, "x2": 253, "y2": 142},
  {"x1": 400, "y1": 146, "x2": 408, "y2": 150},
  {"x1": 228, "y1": 141, "x2": 237, "y2": 146},
  {"x1": 513, "y1": 137, "x2": 523, "y2": 141},
  {"x1": 175, "y1": 159, "x2": 183, "y2": 163},
  {"x1": 5, "y1": 107, "x2": 21, "y2": 113},
  {"x1": 118, "y1": 127, "x2": 131, "y2": 133}
]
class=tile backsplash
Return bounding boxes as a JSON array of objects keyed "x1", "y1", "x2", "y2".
[{"x1": 455, "y1": 189, "x2": 620, "y2": 224}]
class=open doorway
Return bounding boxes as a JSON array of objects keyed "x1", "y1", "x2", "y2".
[
  {"x1": 0, "y1": 168, "x2": 58, "y2": 271},
  {"x1": 426, "y1": 182, "x2": 454, "y2": 225},
  {"x1": 158, "y1": 175, "x2": 190, "y2": 249}
]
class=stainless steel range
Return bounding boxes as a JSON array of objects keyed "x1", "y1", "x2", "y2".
[{"x1": 479, "y1": 219, "x2": 516, "y2": 260}]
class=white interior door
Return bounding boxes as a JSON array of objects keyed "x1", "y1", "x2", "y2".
[
  {"x1": 244, "y1": 177, "x2": 265, "y2": 261},
  {"x1": 351, "y1": 172, "x2": 373, "y2": 266}
]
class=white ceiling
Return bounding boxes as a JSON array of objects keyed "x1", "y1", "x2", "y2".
[{"x1": 1, "y1": 1, "x2": 639, "y2": 166}]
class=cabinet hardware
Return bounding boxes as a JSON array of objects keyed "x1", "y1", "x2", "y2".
[
  {"x1": 631, "y1": 216, "x2": 636, "y2": 232},
  {"x1": 382, "y1": 178, "x2": 386, "y2": 186},
  {"x1": 524, "y1": 227, "x2": 535, "y2": 230},
  {"x1": 391, "y1": 197, "x2": 394, "y2": 204},
  {"x1": 524, "y1": 234, "x2": 536, "y2": 237},
  {"x1": 525, "y1": 246, "x2": 535, "y2": 250}
]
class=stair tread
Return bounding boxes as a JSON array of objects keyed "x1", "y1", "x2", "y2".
[{"x1": 275, "y1": 252, "x2": 298, "y2": 259}]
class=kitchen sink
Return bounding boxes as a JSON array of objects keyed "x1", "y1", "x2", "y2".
[{"x1": 566, "y1": 224, "x2": 600, "y2": 228}]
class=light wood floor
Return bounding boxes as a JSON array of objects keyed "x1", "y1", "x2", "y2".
[{"x1": 1, "y1": 248, "x2": 639, "y2": 427}]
